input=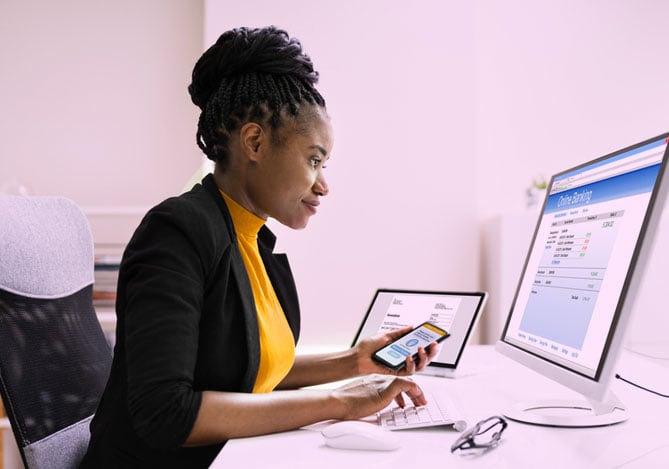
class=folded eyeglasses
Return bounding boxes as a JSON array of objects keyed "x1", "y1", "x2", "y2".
[{"x1": 451, "y1": 415, "x2": 508, "y2": 453}]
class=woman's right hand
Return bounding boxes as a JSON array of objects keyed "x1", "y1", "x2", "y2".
[{"x1": 330, "y1": 375, "x2": 427, "y2": 420}]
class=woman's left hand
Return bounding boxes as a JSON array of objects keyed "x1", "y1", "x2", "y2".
[{"x1": 353, "y1": 326, "x2": 440, "y2": 376}]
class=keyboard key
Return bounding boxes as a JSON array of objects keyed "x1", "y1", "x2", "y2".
[{"x1": 376, "y1": 391, "x2": 465, "y2": 431}]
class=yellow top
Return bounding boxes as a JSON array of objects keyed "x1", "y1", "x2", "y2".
[{"x1": 220, "y1": 190, "x2": 296, "y2": 393}]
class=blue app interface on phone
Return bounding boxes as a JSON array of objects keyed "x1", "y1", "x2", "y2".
[{"x1": 376, "y1": 323, "x2": 444, "y2": 367}]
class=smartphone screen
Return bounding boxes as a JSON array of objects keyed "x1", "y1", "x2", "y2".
[{"x1": 372, "y1": 322, "x2": 449, "y2": 370}]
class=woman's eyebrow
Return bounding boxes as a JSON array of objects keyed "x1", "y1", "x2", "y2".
[{"x1": 309, "y1": 144, "x2": 328, "y2": 156}]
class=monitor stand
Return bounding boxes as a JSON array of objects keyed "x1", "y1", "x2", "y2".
[{"x1": 503, "y1": 391, "x2": 628, "y2": 427}]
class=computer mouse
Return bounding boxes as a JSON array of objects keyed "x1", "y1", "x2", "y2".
[{"x1": 321, "y1": 421, "x2": 401, "y2": 451}]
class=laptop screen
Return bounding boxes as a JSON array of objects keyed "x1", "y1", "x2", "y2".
[{"x1": 351, "y1": 289, "x2": 487, "y2": 370}]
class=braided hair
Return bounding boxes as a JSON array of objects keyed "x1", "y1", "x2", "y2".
[{"x1": 188, "y1": 26, "x2": 326, "y2": 168}]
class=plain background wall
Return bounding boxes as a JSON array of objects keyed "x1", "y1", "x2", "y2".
[
  {"x1": 0, "y1": 0, "x2": 204, "y2": 209},
  {"x1": 475, "y1": 0, "x2": 669, "y2": 217},
  {"x1": 2, "y1": 0, "x2": 668, "y2": 350}
]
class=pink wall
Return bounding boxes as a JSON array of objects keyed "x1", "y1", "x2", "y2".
[
  {"x1": 0, "y1": 0, "x2": 204, "y2": 209},
  {"x1": 476, "y1": 0, "x2": 669, "y2": 217}
]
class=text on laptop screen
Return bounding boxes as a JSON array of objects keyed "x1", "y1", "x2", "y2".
[{"x1": 353, "y1": 290, "x2": 486, "y2": 368}]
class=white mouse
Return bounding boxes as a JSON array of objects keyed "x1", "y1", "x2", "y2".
[{"x1": 321, "y1": 421, "x2": 401, "y2": 451}]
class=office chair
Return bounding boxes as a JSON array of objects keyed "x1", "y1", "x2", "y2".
[{"x1": 0, "y1": 194, "x2": 112, "y2": 469}]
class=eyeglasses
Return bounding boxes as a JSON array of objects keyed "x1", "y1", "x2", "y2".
[{"x1": 450, "y1": 415, "x2": 508, "y2": 453}]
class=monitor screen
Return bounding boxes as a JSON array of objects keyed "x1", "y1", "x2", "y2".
[{"x1": 497, "y1": 132, "x2": 669, "y2": 426}]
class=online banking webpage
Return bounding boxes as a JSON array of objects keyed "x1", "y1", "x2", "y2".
[{"x1": 504, "y1": 137, "x2": 668, "y2": 378}]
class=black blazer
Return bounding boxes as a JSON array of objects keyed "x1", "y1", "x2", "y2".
[{"x1": 81, "y1": 174, "x2": 301, "y2": 468}]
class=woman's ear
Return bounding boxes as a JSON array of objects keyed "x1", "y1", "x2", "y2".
[{"x1": 239, "y1": 122, "x2": 264, "y2": 161}]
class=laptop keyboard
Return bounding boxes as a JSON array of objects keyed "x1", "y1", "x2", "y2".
[{"x1": 376, "y1": 391, "x2": 467, "y2": 432}]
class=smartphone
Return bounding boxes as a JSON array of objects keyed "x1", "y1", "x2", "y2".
[{"x1": 372, "y1": 322, "x2": 450, "y2": 370}]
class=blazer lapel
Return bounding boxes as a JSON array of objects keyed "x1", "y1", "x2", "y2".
[
  {"x1": 202, "y1": 174, "x2": 260, "y2": 392},
  {"x1": 229, "y1": 247, "x2": 261, "y2": 392}
]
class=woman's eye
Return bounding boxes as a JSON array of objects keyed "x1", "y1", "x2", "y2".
[{"x1": 310, "y1": 157, "x2": 322, "y2": 168}]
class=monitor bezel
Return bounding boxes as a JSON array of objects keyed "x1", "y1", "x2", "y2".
[{"x1": 496, "y1": 131, "x2": 669, "y2": 402}]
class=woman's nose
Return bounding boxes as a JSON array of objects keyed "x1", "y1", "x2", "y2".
[{"x1": 314, "y1": 173, "x2": 329, "y2": 197}]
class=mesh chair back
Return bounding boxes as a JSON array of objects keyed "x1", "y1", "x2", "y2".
[{"x1": 0, "y1": 195, "x2": 112, "y2": 468}]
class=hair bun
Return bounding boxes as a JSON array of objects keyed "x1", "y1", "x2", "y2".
[{"x1": 188, "y1": 26, "x2": 319, "y2": 110}]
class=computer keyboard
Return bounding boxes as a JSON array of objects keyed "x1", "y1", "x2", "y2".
[{"x1": 376, "y1": 391, "x2": 467, "y2": 432}]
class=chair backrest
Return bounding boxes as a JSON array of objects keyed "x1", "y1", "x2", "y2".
[{"x1": 0, "y1": 195, "x2": 112, "y2": 469}]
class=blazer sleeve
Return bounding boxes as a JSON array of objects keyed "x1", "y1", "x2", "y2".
[{"x1": 118, "y1": 196, "x2": 222, "y2": 449}]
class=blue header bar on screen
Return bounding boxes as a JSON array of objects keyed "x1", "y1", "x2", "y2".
[
  {"x1": 555, "y1": 137, "x2": 667, "y2": 184},
  {"x1": 544, "y1": 164, "x2": 661, "y2": 214}
]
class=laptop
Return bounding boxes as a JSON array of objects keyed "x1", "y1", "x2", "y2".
[{"x1": 351, "y1": 289, "x2": 488, "y2": 377}]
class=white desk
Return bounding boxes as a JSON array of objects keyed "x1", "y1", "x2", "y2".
[{"x1": 211, "y1": 345, "x2": 669, "y2": 468}]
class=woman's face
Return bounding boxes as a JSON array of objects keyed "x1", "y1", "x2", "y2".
[{"x1": 247, "y1": 106, "x2": 334, "y2": 229}]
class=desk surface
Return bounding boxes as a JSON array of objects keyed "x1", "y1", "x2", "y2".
[{"x1": 211, "y1": 345, "x2": 669, "y2": 469}]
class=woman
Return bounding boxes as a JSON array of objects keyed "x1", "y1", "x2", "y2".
[{"x1": 81, "y1": 26, "x2": 437, "y2": 468}]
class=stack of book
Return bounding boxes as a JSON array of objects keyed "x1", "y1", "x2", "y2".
[{"x1": 93, "y1": 244, "x2": 123, "y2": 308}]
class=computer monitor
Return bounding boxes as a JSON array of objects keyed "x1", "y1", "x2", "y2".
[{"x1": 496, "y1": 132, "x2": 669, "y2": 427}]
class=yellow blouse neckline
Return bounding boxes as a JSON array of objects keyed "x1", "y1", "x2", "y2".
[{"x1": 219, "y1": 190, "x2": 265, "y2": 238}]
